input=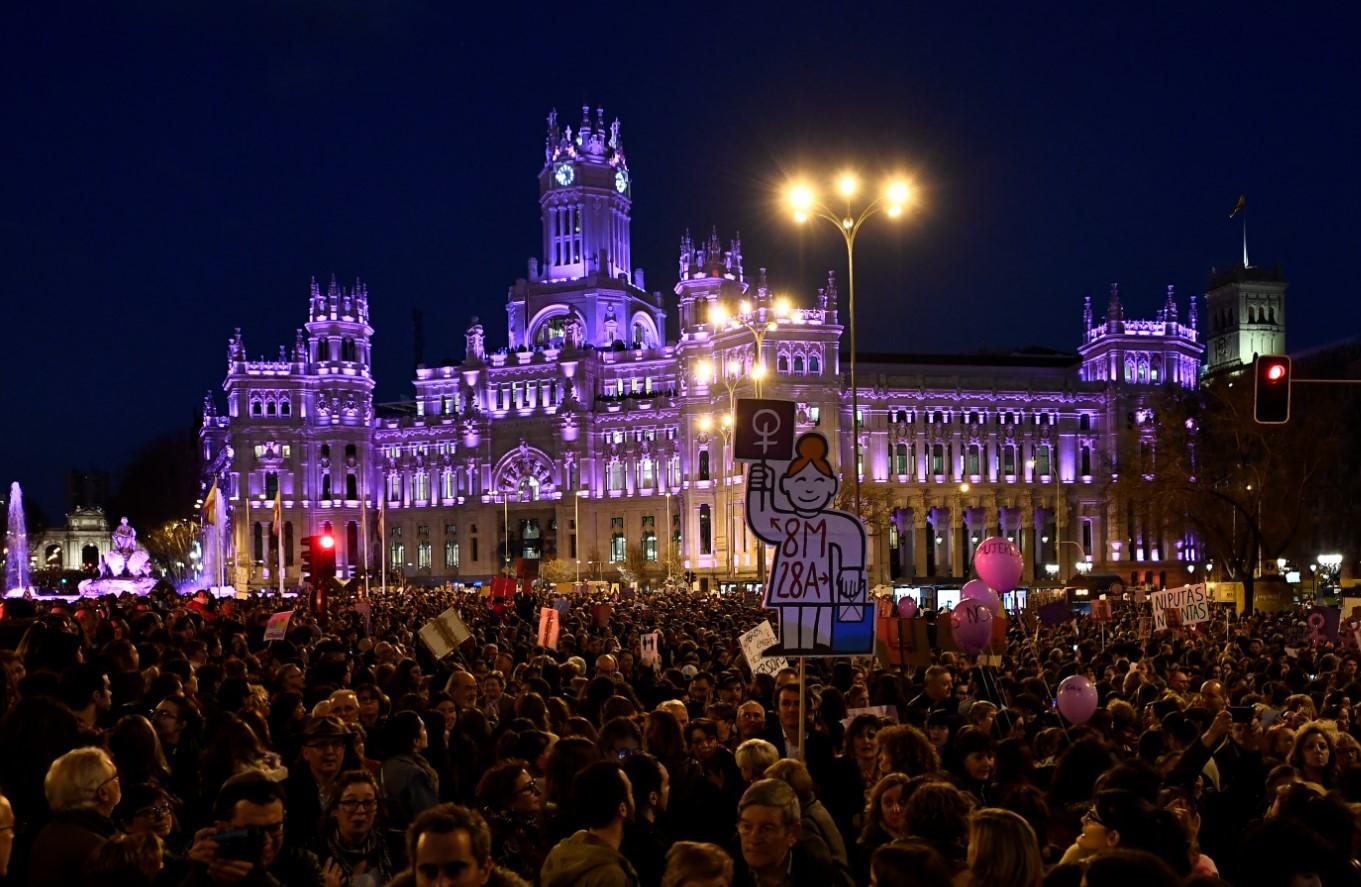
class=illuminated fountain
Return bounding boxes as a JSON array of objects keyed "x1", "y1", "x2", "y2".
[
  {"x1": 5, "y1": 482, "x2": 28, "y2": 594},
  {"x1": 77, "y1": 515, "x2": 159, "y2": 597}
]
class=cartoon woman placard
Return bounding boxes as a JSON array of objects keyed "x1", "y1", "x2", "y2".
[{"x1": 747, "y1": 432, "x2": 870, "y2": 655}]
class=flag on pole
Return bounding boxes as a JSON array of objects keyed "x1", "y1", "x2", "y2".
[
  {"x1": 1228, "y1": 194, "x2": 1245, "y2": 220},
  {"x1": 272, "y1": 488, "x2": 282, "y2": 528},
  {"x1": 203, "y1": 482, "x2": 220, "y2": 525}
]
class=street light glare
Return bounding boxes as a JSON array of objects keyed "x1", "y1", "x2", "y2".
[
  {"x1": 708, "y1": 303, "x2": 728, "y2": 326},
  {"x1": 773, "y1": 296, "x2": 792, "y2": 317},
  {"x1": 788, "y1": 183, "x2": 815, "y2": 212},
  {"x1": 698, "y1": 415, "x2": 713, "y2": 432},
  {"x1": 752, "y1": 363, "x2": 768, "y2": 380},
  {"x1": 836, "y1": 173, "x2": 858, "y2": 197},
  {"x1": 694, "y1": 359, "x2": 712, "y2": 382},
  {"x1": 738, "y1": 300, "x2": 751, "y2": 315},
  {"x1": 721, "y1": 413, "x2": 733, "y2": 428},
  {"x1": 726, "y1": 358, "x2": 741, "y2": 376},
  {"x1": 886, "y1": 180, "x2": 911, "y2": 206}
]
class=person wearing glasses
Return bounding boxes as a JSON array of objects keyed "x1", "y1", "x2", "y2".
[
  {"x1": 184, "y1": 770, "x2": 326, "y2": 886},
  {"x1": 27, "y1": 747, "x2": 121, "y2": 887},
  {"x1": 732, "y1": 779, "x2": 850, "y2": 887},
  {"x1": 313, "y1": 770, "x2": 402, "y2": 887},
  {"x1": 1058, "y1": 788, "x2": 1191, "y2": 877},
  {"x1": 476, "y1": 758, "x2": 547, "y2": 884}
]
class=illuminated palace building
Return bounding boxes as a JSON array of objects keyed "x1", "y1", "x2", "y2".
[{"x1": 201, "y1": 106, "x2": 1270, "y2": 593}]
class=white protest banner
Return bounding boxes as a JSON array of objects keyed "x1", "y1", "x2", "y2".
[
  {"x1": 1151, "y1": 583, "x2": 1211, "y2": 631},
  {"x1": 263, "y1": 610, "x2": 294, "y2": 641},
  {"x1": 739, "y1": 620, "x2": 789, "y2": 677},
  {"x1": 639, "y1": 631, "x2": 661, "y2": 668},
  {"x1": 418, "y1": 607, "x2": 473, "y2": 659},
  {"x1": 538, "y1": 606, "x2": 561, "y2": 650}
]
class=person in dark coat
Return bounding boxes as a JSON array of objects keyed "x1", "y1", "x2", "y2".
[
  {"x1": 730, "y1": 779, "x2": 852, "y2": 887},
  {"x1": 758, "y1": 684, "x2": 836, "y2": 792},
  {"x1": 285, "y1": 716, "x2": 360, "y2": 849},
  {"x1": 27, "y1": 747, "x2": 121, "y2": 887}
]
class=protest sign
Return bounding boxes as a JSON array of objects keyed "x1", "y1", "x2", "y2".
[
  {"x1": 553, "y1": 597, "x2": 570, "y2": 616},
  {"x1": 1151, "y1": 584, "x2": 1210, "y2": 631},
  {"x1": 639, "y1": 631, "x2": 661, "y2": 668},
  {"x1": 418, "y1": 607, "x2": 473, "y2": 659},
  {"x1": 1090, "y1": 599, "x2": 1112, "y2": 623},
  {"x1": 488, "y1": 577, "x2": 515, "y2": 614},
  {"x1": 739, "y1": 621, "x2": 789, "y2": 677},
  {"x1": 1306, "y1": 606, "x2": 1340, "y2": 644},
  {"x1": 592, "y1": 603, "x2": 613, "y2": 628},
  {"x1": 537, "y1": 607, "x2": 561, "y2": 650},
  {"x1": 1137, "y1": 616, "x2": 1152, "y2": 640},
  {"x1": 876, "y1": 615, "x2": 931, "y2": 666},
  {"x1": 1038, "y1": 600, "x2": 1071, "y2": 627},
  {"x1": 263, "y1": 609, "x2": 294, "y2": 641},
  {"x1": 733, "y1": 398, "x2": 796, "y2": 462}
]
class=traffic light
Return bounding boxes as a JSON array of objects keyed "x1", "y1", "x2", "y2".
[
  {"x1": 1253, "y1": 355, "x2": 1292, "y2": 424},
  {"x1": 300, "y1": 535, "x2": 313, "y2": 581},
  {"x1": 313, "y1": 533, "x2": 337, "y2": 585}
]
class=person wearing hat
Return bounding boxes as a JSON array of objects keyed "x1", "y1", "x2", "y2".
[{"x1": 286, "y1": 716, "x2": 359, "y2": 849}]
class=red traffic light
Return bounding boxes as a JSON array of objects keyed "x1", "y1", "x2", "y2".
[
  {"x1": 1253, "y1": 355, "x2": 1291, "y2": 424},
  {"x1": 1265, "y1": 362, "x2": 1286, "y2": 382},
  {"x1": 319, "y1": 534, "x2": 335, "y2": 550}
]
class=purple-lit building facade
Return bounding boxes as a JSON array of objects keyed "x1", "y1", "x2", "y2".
[{"x1": 201, "y1": 107, "x2": 1213, "y2": 592}]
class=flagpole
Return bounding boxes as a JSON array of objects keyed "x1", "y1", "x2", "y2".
[
  {"x1": 1242, "y1": 211, "x2": 1250, "y2": 269},
  {"x1": 380, "y1": 484, "x2": 387, "y2": 594},
  {"x1": 361, "y1": 469, "x2": 370, "y2": 599},
  {"x1": 277, "y1": 513, "x2": 284, "y2": 598}
]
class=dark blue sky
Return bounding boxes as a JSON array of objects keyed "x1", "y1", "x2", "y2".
[{"x1": 4, "y1": 2, "x2": 1358, "y2": 517}]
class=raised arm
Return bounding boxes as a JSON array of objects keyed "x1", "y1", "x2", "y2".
[{"x1": 746, "y1": 462, "x2": 789, "y2": 545}]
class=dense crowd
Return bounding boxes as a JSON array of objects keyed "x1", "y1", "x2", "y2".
[{"x1": 0, "y1": 583, "x2": 1357, "y2": 887}]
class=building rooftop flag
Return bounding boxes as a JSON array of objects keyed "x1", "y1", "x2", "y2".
[
  {"x1": 273, "y1": 488, "x2": 282, "y2": 528},
  {"x1": 1229, "y1": 194, "x2": 1246, "y2": 220}
]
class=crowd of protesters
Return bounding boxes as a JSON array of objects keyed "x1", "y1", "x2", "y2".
[{"x1": 0, "y1": 581, "x2": 1357, "y2": 886}]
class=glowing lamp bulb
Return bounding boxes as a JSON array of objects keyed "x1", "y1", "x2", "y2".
[
  {"x1": 1266, "y1": 363, "x2": 1286, "y2": 382},
  {"x1": 788, "y1": 184, "x2": 815, "y2": 213},
  {"x1": 886, "y1": 180, "x2": 910, "y2": 205},
  {"x1": 836, "y1": 173, "x2": 858, "y2": 197},
  {"x1": 319, "y1": 535, "x2": 335, "y2": 550}
]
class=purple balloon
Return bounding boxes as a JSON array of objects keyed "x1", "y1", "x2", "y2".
[
  {"x1": 950, "y1": 598, "x2": 994, "y2": 655},
  {"x1": 973, "y1": 537, "x2": 1024, "y2": 593},
  {"x1": 1056, "y1": 674, "x2": 1099, "y2": 724},
  {"x1": 961, "y1": 579, "x2": 1001, "y2": 617},
  {"x1": 897, "y1": 597, "x2": 918, "y2": 618}
]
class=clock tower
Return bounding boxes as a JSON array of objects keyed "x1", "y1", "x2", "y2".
[{"x1": 539, "y1": 105, "x2": 632, "y2": 283}]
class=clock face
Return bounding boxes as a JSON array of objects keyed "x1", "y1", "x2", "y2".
[
  {"x1": 614, "y1": 169, "x2": 629, "y2": 193},
  {"x1": 554, "y1": 162, "x2": 575, "y2": 187}
]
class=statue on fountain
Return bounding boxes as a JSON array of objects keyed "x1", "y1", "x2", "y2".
[{"x1": 101, "y1": 517, "x2": 152, "y2": 578}]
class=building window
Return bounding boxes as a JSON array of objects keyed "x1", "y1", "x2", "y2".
[
  {"x1": 346, "y1": 473, "x2": 358, "y2": 500},
  {"x1": 609, "y1": 516, "x2": 626, "y2": 563},
  {"x1": 1080, "y1": 414, "x2": 1092, "y2": 431},
  {"x1": 778, "y1": 355, "x2": 789, "y2": 373},
  {"x1": 895, "y1": 443, "x2": 909, "y2": 476},
  {"x1": 283, "y1": 522, "x2": 294, "y2": 566},
  {"x1": 390, "y1": 541, "x2": 404, "y2": 569},
  {"x1": 966, "y1": 445, "x2": 980, "y2": 476},
  {"x1": 793, "y1": 355, "x2": 804, "y2": 374},
  {"x1": 253, "y1": 522, "x2": 264, "y2": 564},
  {"x1": 280, "y1": 400, "x2": 291, "y2": 416},
  {"x1": 808, "y1": 406, "x2": 820, "y2": 426},
  {"x1": 418, "y1": 541, "x2": 432, "y2": 569},
  {"x1": 608, "y1": 460, "x2": 625, "y2": 492},
  {"x1": 470, "y1": 537, "x2": 479, "y2": 563},
  {"x1": 1002, "y1": 445, "x2": 1017, "y2": 477},
  {"x1": 1035, "y1": 444, "x2": 1051, "y2": 477},
  {"x1": 699, "y1": 505, "x2": 712, "y2": 555},
  {"x1": 387, "y1": 474, "x2": 400, "y2": 500},
  {"x1": 931, "y1": 444, "x2": 945, "y2": 476},
  {"x1": 1082, "y1": 520, "x2": 1093, "y2": 555},
  {"x1": 642, "y1": 515, "x2": 657, "y2": 561},
  {"x1": 698, "y1": 450, "x2": 710, "y2": 481},
  {"x1": 673, "y1": 512, "x2": 681, "y2": 551},
  {"x1": 1080, "y1": 445, "x2": 1093, "y2": 476},
  {"x1": 414, "y1": 473, "x2": 429, "y2": 503},
  {"x1": 345, "y1": 521, "x2": 358, "y2": 566},
  {"x1": 809, "y1": 355, "x2": 820, "y2": 373},
  {"x1": 321, "y1": 472, "x2": 332, "y2": 500},
  {"x1": 265, "y1": 471, "x2": 278, "y2": 499},
  {"x1": 639, "y1": 459, "x2": 654, "y2": 489}
]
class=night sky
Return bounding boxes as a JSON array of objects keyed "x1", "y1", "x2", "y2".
[{"x1": 4, "y1": 2, "x2": 1359, "y2": 518}]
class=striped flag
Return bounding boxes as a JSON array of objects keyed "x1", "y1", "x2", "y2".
[
  {"x1": 203, "y1": 482, "x2": 220, "y2": 525},
  {"x1": 1229, "y1": 194, "x2": 1245, "y2": 220},
  {"x1": 273, "y1": 488, "x2": 282, "y2": 528}
]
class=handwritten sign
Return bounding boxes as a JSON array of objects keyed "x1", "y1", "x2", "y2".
[
  {"x1": 639, "y1": 631, "x2": 661, "y2": 668},
  {"x1": 1151, "y1": 583, "x2": 1210, "y2": 631},
  {"x1": 263, "y1": 609, "x2": 294, "y2": 641},
  {"x1": 1090, "y1": 599, "x2": 1112, "y2": 623},
  {"x1": 537, "y1": 607, "x2": 561, "y2": 650},
  {"x1": 739, "y1": 621, "x2": 789, "y2": 676},
  {"x1": 418, "y1": 607, "x2": 472, "y2": 659},
  {"x1": 734, "y1": 398, "x2": 796, "y2": 462}
]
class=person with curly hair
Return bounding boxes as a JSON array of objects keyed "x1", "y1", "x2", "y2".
[
  {"x1": 476, "y1": 759, "x2": 547, "y2": 884},
  {"x1": 966, "y1": 808, "x2": 1043, "y2": 887},
  {"x1": 1287, "y1": 721, "x2": 1335, "y2": 788},
  {"x1": 875, "y1": 723, "x2": 941, "y2": 777}
]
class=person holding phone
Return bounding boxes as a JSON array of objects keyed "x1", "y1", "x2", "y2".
[{"x1": 184, "y1": 770, "x2": 326, "y2": 886}]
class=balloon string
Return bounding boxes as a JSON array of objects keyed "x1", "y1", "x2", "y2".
[{"x1": 1028, "y1": 620, "x2": 1073, "y2": 744}]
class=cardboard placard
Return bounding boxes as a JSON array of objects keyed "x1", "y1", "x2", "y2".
[
  {"x1": 733, "y1": 398, "x2": 797, "y2": 462},
  {"x1": 419, "y1": 607, "x2": 473, "y2": 659},
  {"x1": 639, "y1": 631, "x2": 661, "y2": 668},
  {"x1": 1306, "y1": 606, "x2": 1340, "y2": 644},
  {"x1": 1038, "y1": 600, "x2": 1071, "y2": 627},
  {"x1": 876, "y1": 616, "x2": 931, "y2": 666},
  {"x1": 263, "y1": 610, "x2": 294, "y2": 641},
  {"x1": 1151, "y1": 584, "x2": 1210, "y2": 631},
  {"x1": 537, "y1": 607, "x2": 561, "y2": 650},
  {"x1": 739, "y1": 621, "x2": 789, "y2": 676},
  {"x1": 1090, "y1": 599, "x2": 1113, "y2": 623}
]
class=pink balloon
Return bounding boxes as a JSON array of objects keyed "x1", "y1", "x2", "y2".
[
  {"x1": 1056, "y1": 674, "x2": 1099, "y2": 724},
  {"x1": 974, "y1": 537, "x2": 1024, "y2": 593},
  {"x1": 949, "y1": 598, "x2": 994, "y2": 655},
  {"x1": 961, "y1": 579, "x2": 1001, "y2": 617},
  {"x1": 897, "y1": 597, "x2": 918, "y2": 618}
]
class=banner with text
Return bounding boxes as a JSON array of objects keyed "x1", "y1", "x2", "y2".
[
  {"x1": 739, "y1": 620, "x2": 789, "y2": 677},
  {"x1": 1151, "y1": 583, "x2": 1211, "y2": 631}
]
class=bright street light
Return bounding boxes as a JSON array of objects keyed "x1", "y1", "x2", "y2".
[{"x1": 837, "y1": 172, "x2": 858, "y2": 197}]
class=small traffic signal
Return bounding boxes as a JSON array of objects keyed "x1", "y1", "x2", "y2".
[
  {"x1": 1253, "y1": 355, "x2": 1292, "y2": 424},
  {"x1": 313, "y1": 534, "x2": 337, "y2": 585},
  {"x1": 300, "y1": 535, "x2": 313, "y2": 580}
]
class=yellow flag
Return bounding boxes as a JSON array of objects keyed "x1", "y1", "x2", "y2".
[
  {"x1": 273, "y1": 488, "x2": 283, "y2": 528},
  {"x1": 203, "y1": 482, "x2": 219, "y2": 526}
]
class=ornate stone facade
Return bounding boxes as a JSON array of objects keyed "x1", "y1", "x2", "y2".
[{"x1": 202, "y1": 106, "x2": 1218, "y2": 591}]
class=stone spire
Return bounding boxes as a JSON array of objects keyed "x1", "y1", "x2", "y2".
[
  {"x1": 228, "y1": 328, "x2": 245, "y2": 365},
  {"x1": 730, "y1": 232, "x2": 743, "y2": 281},
  {"x1": 1106, "y1": 283, "x2": 1123, "y2": 331},
  {"x1": 1188, "y1": 292, "x2": 1199, "y2": 332},
  {"x1": 465, "y1": 316, "x2": 485, "y2": 362},
  {"x1": 678, "y1": 229, "x2": 693, "y2": 279},
  {"x1": 1082, "y1": 294, "x2": 1093, "y2": 339},
  {"x1": 1164, "y1": 285, "x2": 1178, "y2": 324}
]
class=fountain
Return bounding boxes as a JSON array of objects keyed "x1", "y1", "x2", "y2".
[
  {"x1": 5, "y1": 482, "x2": 28, "y2": 594},
  {"x1": 76, "y1": 515, "x2": 159, "y2": 597}
]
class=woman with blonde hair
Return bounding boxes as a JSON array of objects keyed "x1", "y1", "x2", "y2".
[
  {"x1": 662, "y1": 841, "x2": 733, "y2": 887},
  {"x1": 967, "y1": 807, "x2": 1043, "y2": 887}
]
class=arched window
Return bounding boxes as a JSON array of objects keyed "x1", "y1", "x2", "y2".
[
  {"x1": 1125, "y1": 359, "x2": 1135, "y2": 382},
  {"x1": 266, "y1": 400, "x2": 276, "y2": 416},
  {"x1": 895, "y1": 443, "x2": 909, "y2": 476},
  {"x1": 1137, "y1": 358, "x2": 1148, "y2": 382},
  {"x1": 633, "y1": 322, "x2": 645, "y2": 349},
  {"x1": 1150, "y1": 355, "x2": 1162, "y2": 382},
  {"x1": 793, "y1": 355, "x2": 804, "y2": 374},
  {"x1": 253, "y1": 522, "x2": 264, "y2": 564},
  {"x1": 809, "y1": 355, "x2": 820, "y2": 373},
  {"x1": 280, "y1": 399, "x2": 291, "y2": 416},
  {"x1": 699, "y1": 505, "x2": 712, "y2": 554},
  {"x1": 777, "y1": 354, "x2": 789, "y2": 373},
  {"x1": 346, "y1": 521, "x2": 359, "y2": 565},
  {"x1": 265, "y1": 471, "x2": 278, "y2": 499},
  {"x1": 1080, "y1": 445, "x2": 1093, "y2": 476},
  {"x1": 346, "y1": 473, "x2": 358, "y2": 500},
  {"x1": 321, "y1": 472, "x2": 332, "y2": 500},
  {"x1": 698, "y1": 450, "x2": 710, "y2": 481}
]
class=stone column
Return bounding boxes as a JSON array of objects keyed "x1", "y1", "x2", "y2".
[
  {"x1": 1021, "y1": 505, "x2": 1037, "y2": 584},
  {"x1": 914, "y1": 507, "x2": 929, "y2": 577},
  {"x1": 951, "y1": 502, "x2": 966, "y2": 578}
]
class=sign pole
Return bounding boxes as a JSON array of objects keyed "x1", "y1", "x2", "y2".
[{"x1": 797, "y1": 656, "x2": 807, "y2": 762}]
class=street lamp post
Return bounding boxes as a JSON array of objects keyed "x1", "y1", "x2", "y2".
[
  {"x1": 574, "y1": 489, "x2": 588, "y2": 584},
  {"x1": 787, "y1": 174, "x2": 912, "y2": 520},
  {"x1": 709, "y1": 298, "x2": 792, "y2": 398},
  {"x1": 698, "y1": 413, "x2": 736, "y2": 585}
]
